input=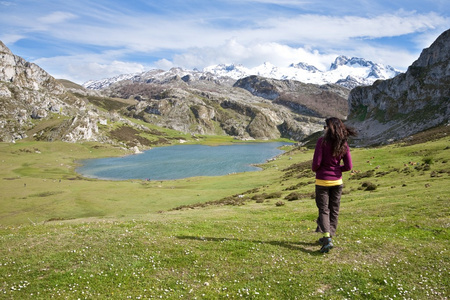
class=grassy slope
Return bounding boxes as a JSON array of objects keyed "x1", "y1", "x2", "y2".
[{"x1": 0, "y1": 132, "x2": 448, "y2": 299}]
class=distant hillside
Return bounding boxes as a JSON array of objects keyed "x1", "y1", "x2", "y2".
[
  {"x1": 346, "y1": 29, "x2": 450, "y2": 146},
  {"x1": 100, "y1": 72, "x2": 328, "y2": 141},
  {"x1": 233, "y1": 75, "x2": 349, "y2": 119}
]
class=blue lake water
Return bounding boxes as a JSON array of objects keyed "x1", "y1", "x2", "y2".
[{"x1": 76, "y1": 142, "x2": 291, "y2": 180}]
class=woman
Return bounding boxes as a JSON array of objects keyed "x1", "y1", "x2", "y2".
[{"x1": 312, "y1": 117, "x2": 357, "y2": 253}]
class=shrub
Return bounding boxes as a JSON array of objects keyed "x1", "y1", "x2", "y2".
[
  {"x1": 30, "y1": 191, "x2": 64, "y2": 197},
  {"x1": 342, "y1": 188, "x2": 353, "y2": 195},
  {"x1": 283, "y1": 181, "x2": 309, "y2": 191},
  {"x1": 285, "y1": 192, "x2": 301, "y2": 201},
  {"x1": 251, "y1": 192, "x2": 281, "y2": 201},
  {"x1": 361, "y1": 181, "x2": 377, "y2": 191},
  {"x1": 423, "y1": 157, "x2": 434, "y2": 165},
  {"x1": 284, "y1": 192, "x2": 315, "y2": 201},
  {"x1": 266, "y1": 192, "x2": 282, "y2": 199},
  {"x1": 349, "y1": 169, "x2": 375, "y2": 180},
  {"x1": 252, "y1": 194, "x2": 266, "y2": 201}
]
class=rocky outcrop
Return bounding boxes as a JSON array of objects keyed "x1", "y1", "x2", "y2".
[
  {"x1": 121, "y1": 82, "x2": 324, "y2": 141},
  {"x1": 346, "y1": 29, "x2": 450, "y2": 146},
  {"x1": 96, "y1": 66, "x2": 330, "y2": 141},
  {"x1": 88, "y1": 66, "x2": 351, "y2": 140},
  {"x1": 0, "y1": 43, "x2": 64, "y2": 93},
  {"x1": 234, "y1": 76, "x2": 350, "y2": 120},
  {"x1": 0, "y1": 41, "x2": 106, "y2": 143},
  {"x1": 94, "y1": 61, "x2": 356, "y2": 141}
]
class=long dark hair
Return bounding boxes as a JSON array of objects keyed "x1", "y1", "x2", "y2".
[{"x1": 323, "y1": 117, "x2": 357, "y2": 157}]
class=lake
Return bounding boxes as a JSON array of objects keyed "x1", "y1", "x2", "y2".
[{"x1": 76, "y1": 142, "x2": 291, "y2": 180}]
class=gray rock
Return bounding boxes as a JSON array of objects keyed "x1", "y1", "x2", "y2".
[
  {"x1": 0, "y1": 41, "x2": 105, "y2": 143},
  {"x1": 347, "y1": 29, "x2": 450, "y2": 146}
]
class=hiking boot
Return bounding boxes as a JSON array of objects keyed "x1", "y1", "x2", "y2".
[
  {"x1": 318, "y1": 237, "x2": 327, "y2": 245},
  {"x1": 319, "y1": 238, "x2": 333, "y2": 253}
]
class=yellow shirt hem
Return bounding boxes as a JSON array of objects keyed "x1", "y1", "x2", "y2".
[{"x1": 315, "y1": 179, "x2": 343, "y2": 186}]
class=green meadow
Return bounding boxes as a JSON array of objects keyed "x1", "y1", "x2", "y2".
[{"x1": 0, "y1": 128, "x2": 448, "y2": 299}]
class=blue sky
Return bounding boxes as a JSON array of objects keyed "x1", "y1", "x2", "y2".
[{"x1": 1, "y1": 0, "x2": 449, "y2": 84}]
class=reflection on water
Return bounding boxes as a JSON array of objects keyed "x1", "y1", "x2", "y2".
[{"x1": 76, "y1": 142, "x2": 290, "y2": 180}]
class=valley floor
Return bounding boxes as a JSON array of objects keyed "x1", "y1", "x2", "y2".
[{"x1": 0, "y1": 131, "x2": 449, "y2": 299}]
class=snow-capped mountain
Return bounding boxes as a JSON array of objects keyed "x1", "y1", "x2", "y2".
[
  {"x1": 204, "y1": 56, "x2": 400, "y2": 88},
  {"x1": 290, "y1": 62, "x2": 320, "y2": 73},
  {"x1": 83, "y1": 55, "x2": 401, "y2": 90},
  {"x1": 83, "y1": 73, "x2": 141, "y2": 90}
]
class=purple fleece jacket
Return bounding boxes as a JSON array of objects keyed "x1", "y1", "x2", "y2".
[{"x1": 312, "y1": 137, "x2": 353, "y2": 180}]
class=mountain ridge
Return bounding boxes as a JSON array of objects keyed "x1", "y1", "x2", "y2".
[{"x1": 83, "y1": 55, "x2": 400, "y2": 91}]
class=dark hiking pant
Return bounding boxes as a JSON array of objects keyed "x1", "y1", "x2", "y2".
[{"x1": 315, "y1": 184, "x2": 343, "y2": 237}]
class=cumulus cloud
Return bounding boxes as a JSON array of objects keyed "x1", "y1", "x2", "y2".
[
  {"x1": 171, "y1": 40, "x2": 338, "y2": 71},
  {"x1": 160, "y1": 11, "x2": 448, "y2": 72},
  {"x1": 170, "y1": 39, "x2": 411, "y2": 73},
  {"x1": 63, "y1": 10, "x2": 447, "y2": 74},
  {"x1": 154, "y1": 59, "x2": 174, "y2": 70}
]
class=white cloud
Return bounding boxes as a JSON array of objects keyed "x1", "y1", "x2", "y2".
[
  {"x1": 31, "y1": 23, "x2": 437, "y2": 84},
  {"x1": 343, "y1": 45, "x2": 418, "y2": 71},
  {"x1": 169, "y1": 38, "x2": 417, "y2": 73},
  {"x1": 154, "y1": 59, "x2": 174, "y2": 70},
  {"x1": 171, "y1": 40, "x2": 337, "y2": 71},
  {"x1": 34, "y1": 54, "x2": 146, "y2": 83},
  {"x1": 0, "y1": 34, "x2": 24, "y2": 44},
  {"x1": 0, "y1": 1, "x2": 15, "y2": 6},
  {"x1": 249, "y1": 12, "x2": 449, "y2": 46},
  {"x1": 163, "y1": 11, "x2": 448, "y2": 72},
  {"x1": 239, "y1": 0, "x2": 311, "y2": 4},
  {"x1": 413, "y1": 30, "x2": 448, "y2": 50},
  {"x1": 21, "y1": 6, "x2": 447, "y2": 57},
  {"x1": 4, "y1": 0, "x2": 447, "y2": 82},
  {"x1": 38, "y1": 11, "x2": 77, "y2": 24}
]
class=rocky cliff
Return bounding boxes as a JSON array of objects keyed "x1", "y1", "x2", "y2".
[
  {"x1": 346, "y1": 29, "x2": 450, "y2": 146},
  {"x1": 0, "y1": 41, "x2": 106, "y2": 143}
]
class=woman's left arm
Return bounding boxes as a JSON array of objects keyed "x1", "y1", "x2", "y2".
[
  {"x1": 312, "y1": 138, "x2": 323, "y2": 172},
  {"x1": 340, "y1": 144, "x2": 353, "y2": 172}
]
